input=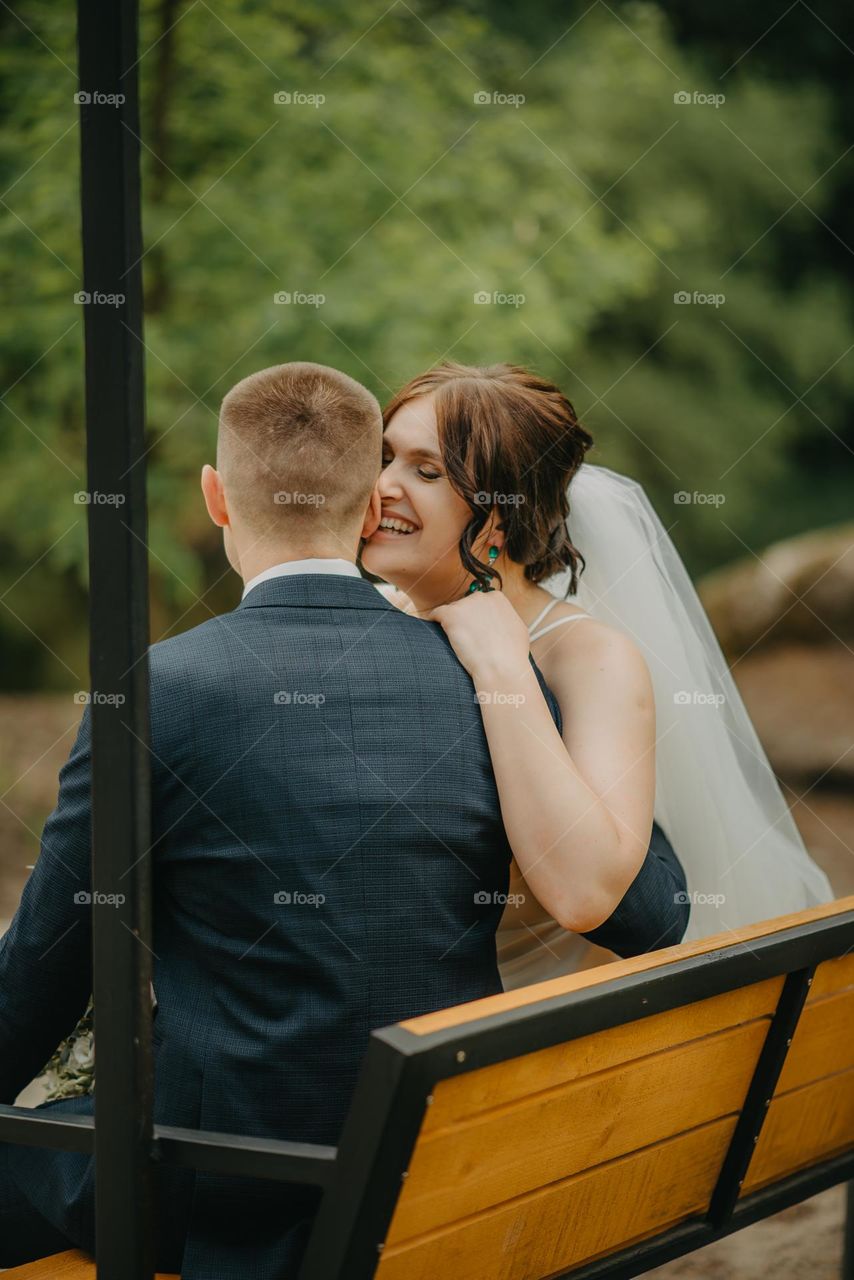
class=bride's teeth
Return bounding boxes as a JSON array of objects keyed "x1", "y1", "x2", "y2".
[{"x1": 379, "y1": 518, "x2": 416, "y2": 533}]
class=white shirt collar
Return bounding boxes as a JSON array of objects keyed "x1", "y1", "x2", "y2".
[{"x1": 241, "y1": 557, "x2": 361, "y2": 600}]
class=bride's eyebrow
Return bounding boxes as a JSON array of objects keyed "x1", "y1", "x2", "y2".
[{"x1": 382, "y1": 440, "x2": 442, "y2": 463}]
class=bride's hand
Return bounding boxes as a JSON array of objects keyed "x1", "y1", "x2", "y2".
[{"x1": 427, "y1": 589, "x2": 531, "y2": 683}]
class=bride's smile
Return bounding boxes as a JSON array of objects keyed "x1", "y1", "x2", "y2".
[{"x1": 373, "y1": 512, "x2": 420, "y2": 536}]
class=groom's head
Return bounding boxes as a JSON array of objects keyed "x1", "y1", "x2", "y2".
[{"x1": 202, "y1": 362, "x2": 383, "y2": 578}]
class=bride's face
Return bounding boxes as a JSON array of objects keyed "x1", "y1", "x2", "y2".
[{"x1": 360, "y1": 394, "x2": 477, "y2": 601}]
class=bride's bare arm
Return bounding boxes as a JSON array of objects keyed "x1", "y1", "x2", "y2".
[{"x1": 429, "y1": 591, "x2": 656, "y2": 934}]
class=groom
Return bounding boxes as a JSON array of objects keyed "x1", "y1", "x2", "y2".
[{"x1": 0, "y1": 362, "x2": 689, "y2": 1276}]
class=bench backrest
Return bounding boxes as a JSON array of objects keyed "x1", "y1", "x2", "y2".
[{"x1": 297, "y1": 895, "x2": 854, "y2": 1280}]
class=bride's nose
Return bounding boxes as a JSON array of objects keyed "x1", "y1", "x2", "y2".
[{"x1": 377, "y1": 463, "x2": 404, "y2": 499}]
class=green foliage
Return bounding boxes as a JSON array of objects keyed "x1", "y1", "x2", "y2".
[{"x1": 1, "y1": 0, "x2": 852, "y2": 685}]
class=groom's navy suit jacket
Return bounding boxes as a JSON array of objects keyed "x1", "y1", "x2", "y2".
[{"x1": 0, "y1": 572, "x2": 688, "y2": 1277}]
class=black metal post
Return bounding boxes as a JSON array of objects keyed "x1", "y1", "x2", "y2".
[{"x1": 76, "y1": 1, "x2": 154, "y2": 1276}]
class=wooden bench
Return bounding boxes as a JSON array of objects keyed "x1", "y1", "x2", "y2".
[{"x1": 8, "y1": 895, "x2": 854, "y2": 1279}]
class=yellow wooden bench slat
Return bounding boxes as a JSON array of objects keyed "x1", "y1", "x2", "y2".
[
  {"x1": 1, "y1": 1250, "x2": 178, "y2": 1278},
  {"x1": 419, "y1": 976, "x2": 782, "y2": 1134},
  {"x1": 776, "y1": 985, "x2": 854, "y2": 1093},
  {"x1": 805, "y1": 948, "x2": 854, "y2": 1001},
  {"x1": 743, "y1": 1065, "x2": 854, "y2": 1193},
  {"x1": 376, "y1": 1116, "x2": 739, "y2": 1280},
  {"x1": 386, "y1": 1019, "x2": 768, "y2": 1244}
]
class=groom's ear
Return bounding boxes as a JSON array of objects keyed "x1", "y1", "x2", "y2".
[
  {"x1": 360, "y1": 485, "x2": 382, "y2": 540},
  {"x1": 201, "y1": 464, "x2": 230, "y2": 528}
]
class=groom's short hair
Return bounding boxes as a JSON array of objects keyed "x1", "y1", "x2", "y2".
[{"x1": 218, "y1": 362, "x2": 382, "y2": 536}]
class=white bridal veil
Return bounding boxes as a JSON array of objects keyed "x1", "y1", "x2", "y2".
[{"x1": 541, "y1": 463, "x2": 834, "y2": 941}]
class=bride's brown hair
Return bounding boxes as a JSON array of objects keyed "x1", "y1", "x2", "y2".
[{"x1": 382, "y1": 361, "x2": 594, "y2": 592}]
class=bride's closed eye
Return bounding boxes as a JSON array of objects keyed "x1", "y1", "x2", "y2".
[{"x1": 381, "y1": 452, "x2": 443, "y2": 481}]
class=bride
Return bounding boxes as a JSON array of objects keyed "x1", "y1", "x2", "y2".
[{"x1": 360, "y1": 360, "x2": 833, "y2": 990}]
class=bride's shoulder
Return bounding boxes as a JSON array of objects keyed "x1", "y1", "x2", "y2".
[
  {"x1": 533, "y1": 603, "x2": 649, "y2": 690},
  {"x1": 532, "y1": 598, "x2": 613, "y2": 644}
]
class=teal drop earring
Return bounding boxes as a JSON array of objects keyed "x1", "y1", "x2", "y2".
[{"x1": 467, "y1": 544, "x2": 500, "y2": 593}]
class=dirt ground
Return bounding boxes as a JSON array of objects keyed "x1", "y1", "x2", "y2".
[
  {"x1": 648, "y1": 1185, "x2": 847, "y2": 1279},
  {"x1": 0, "y1": 695, "x2": 82, "y2": 928}
]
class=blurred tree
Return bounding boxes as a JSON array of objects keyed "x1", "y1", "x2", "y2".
[
  {"x1": 486, "y1": 0, "x2": 854, "y2": 540},
  {"x1": 1, "y1": 0, "x2": 852, "y2": 686}
]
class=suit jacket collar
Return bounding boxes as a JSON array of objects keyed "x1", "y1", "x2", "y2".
[{"x1": 237, "y1": 572, "x2": 397, "y2": 612}]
